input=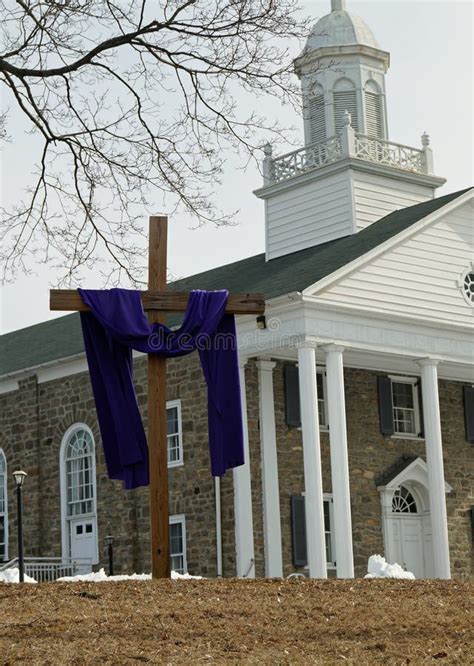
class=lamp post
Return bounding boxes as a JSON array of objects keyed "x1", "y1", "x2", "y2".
[
  {"x1": 104, "y1": 535, "x2": 114, "y2": 576},
  {"x1": 13, "y1": 470, "x2": 27, "y2": 583}
]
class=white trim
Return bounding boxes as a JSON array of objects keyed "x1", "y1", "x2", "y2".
[
  {"x1": 302, "y1": 189, "x2": 474, "y2": 296},
  {"x1": 0, "y1": 449, "x2": 8, "y2": 562},
  {"x1": 166, "y1": 399, "x2": 184, "y2": 469},
  {"x1": 169, "y1": 513, "x2": 187, "y2": 574},
  {"x1": 323, "y1": 494, "x2": 337, "y2": 570},
  {"x1": 59, "y1": 423, "x2": 99, "y2": 566},
  {"x1": 0, "y1": 379, "x2": 19, "y2": 395}
]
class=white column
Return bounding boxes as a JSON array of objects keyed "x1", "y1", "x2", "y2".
[
  {"x1": 257, "y1": 358, "x2": 283, "y2": 578},
  {"x1": 233, "y1": 359, "x2": 255, "y2": 577},
  {"x1": 297, "y1": 344, "x2": 327, "y2": 578},
  {"x1": 418, "y1": 359, "x2": 451, "y2": 579},
  {"x1": 325, "y1": 345, "x2": 354, "y2": 578}
]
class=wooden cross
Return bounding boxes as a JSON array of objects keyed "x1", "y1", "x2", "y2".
[{"x1": 50, "y1": 216, "x2": 265, "y2": 578}]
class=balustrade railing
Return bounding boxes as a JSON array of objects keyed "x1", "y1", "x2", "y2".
[
  {"x1": 354, "y1": 134, "x2": 424, "y2": 173},
  {"x1": 268, "y1": 132, "x2": 427, "y2": 184},
  {"x1": 272, "y1": 136, "x2": 342, "y2": 183}
]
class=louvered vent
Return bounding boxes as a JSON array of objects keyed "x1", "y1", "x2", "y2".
[
  {"x1": 365, "y1": 91, "x2": 383, "y2": 138},
  {"x1": 309, "y1": 95, "x2": 327, "y2": 145},
  {"x1": 334, "y1": 91, "x2": 359, "y2": 135}
]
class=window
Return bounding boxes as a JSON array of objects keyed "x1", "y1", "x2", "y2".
[
  {"x1": 364, "y1": 80, "x2": 384, "y2": 138},
  {"x1": 167, "y1": 400, "x2": 183, "y2": 467},
  {"x1": 333, "y1": 78, "x2": 359, "y2": 135},
  {"x1": 323, "y1": 495, "x2": 336, "y2": 569},
  {"x1": 391, "y1": 486, "x2": 418, "y2": 514},
  {"x1": 0, "y1": 450, "x2": 7, "y2": 562},
  {"x1": 169, "y1": 515, "x2": 187, "y2": 574},
  {"x1": 317, "y1": 372, "x2": 328, "y2": 429},
  {"x1": 391, "y1": 379, "x2": 421, "y2": 437},
  {"x1": 65, "y1": 428, "x2": 95, "y2": 517},
  {"x1": 462, "y1": 270, "x2": 474, "y2": 305},
  {"x1": 307, "y1": 85, "x2": 327, "y2": 145}
]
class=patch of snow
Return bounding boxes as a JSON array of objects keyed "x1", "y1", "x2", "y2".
[
  {"x1": 364, "y1": 555, "x2": 415, "y2": 580},
  {"x1": 0, "y1": 567, "x2": 38, "y2": 584},
  {"x1": 56, "y1": 567, "x2": 202, "y2": 582}
]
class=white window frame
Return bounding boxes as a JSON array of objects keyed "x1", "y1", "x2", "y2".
[
  {"x1": 389, "y1": 376, "x2": 422, "y2": 439},
  {"x1": 167, "y1": 399, "x2": 183, "y2": 468},
  {"x1": 301, "y1": 493, "x2": 336, "y2": 570},
  {"x1": 169, "y1": 514, "x2": 187, "y2": 574},
  {"x1": 59, "y1": 423, "x2": 99, "y2": 564},
  {"x1": 0, "y1": 449, "x2": 8, "y2": 562},
  {"x1": 317, "y1": 368, "x2": 329, "y2": 432},
  {"x1": 323, "y1": 493, "x2": 337, "y2": 570}
]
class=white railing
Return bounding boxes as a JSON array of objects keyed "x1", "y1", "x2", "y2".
[
  {"x1": 272, "y1": 136, "x2": 342, "y2": 183},
  {"x1": 0, "y1": 556, "x2": 92, "y2": 582},
  {"x1": 354, "y1": 134, "x2": 424, "y2": 173},
  {"x1": 265, "y1": 129, "x2": 430, "y2": 185}
]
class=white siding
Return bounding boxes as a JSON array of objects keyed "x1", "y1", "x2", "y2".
[
  {"x1": 266, "y1": 171, "x2": 353, "y2": 260},
  {"x1": 314, "y1": 202, "x2": 474, "y2": 327},
  {"x1": 353, "y1": 172, "x2": 434, "y2": 230}
]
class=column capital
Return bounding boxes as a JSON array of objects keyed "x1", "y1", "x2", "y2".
[
  {"x1": 322, "y1": 344, "x2": 345, "y2": 354},
  {"x1": 238, "y1": 356, "x2": 249, "y2": 369},
  {"x1": 295, "y1": 337, "x2": 318, "y2": 351},
  {"x1": 256, "y1": 357, "x2": 276, "y2": 372},
  {"x1": 417, "y1": 357, "x2": 440, "y2": 368}
]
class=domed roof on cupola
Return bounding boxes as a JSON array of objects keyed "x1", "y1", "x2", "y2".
[{"x1": 304, "y1": 0, "x2": 380, "y2": 52}]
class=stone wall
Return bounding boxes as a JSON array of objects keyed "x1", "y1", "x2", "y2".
[{"x1": 1, "y1": 356, "x2": 472, "y2": 580}]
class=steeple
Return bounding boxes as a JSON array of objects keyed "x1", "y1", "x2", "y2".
[
  {"x1": 295, "y1": 1, "x2": 389, "y2": 145},
  {"x1": 254, "y1": 1, "x2": 445, "y2": 262}
]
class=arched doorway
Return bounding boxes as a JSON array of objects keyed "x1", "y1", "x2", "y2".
[
  {"x1": 385, "y1": 484, "x2": 431, "y2": 578},
  {"x1": 60, "y1": 424, "x2": 98, "y2": 571},
  {"x1": 378, "y1": 457, "x2": 451, "y2": 579}
]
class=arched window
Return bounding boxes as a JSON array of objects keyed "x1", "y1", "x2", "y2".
[
  {"x1": 60, "y1": 425, "x2": 98, "y2": 568},
  {"x1": 307, "y1": 84, "x2": 327, "y2": 145},
  {"x1": 391, "y1": 486, "x2": 418, "y2": 514},
  {"x1": 0, "y1": 449, "x2": 8, "y2": 562},
  {"x1": 333, "y1": 78, "x2": 359, "y2": 135},
  {"x1": 365, "y1": 80, "x2": 384, "y2": 138}
]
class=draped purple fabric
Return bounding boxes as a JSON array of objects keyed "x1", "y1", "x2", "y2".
[{"x1": 78, "y1": 288, "x2": 244, "y2": 489}]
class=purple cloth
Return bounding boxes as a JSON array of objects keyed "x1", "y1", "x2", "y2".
[{"x1": 78, "y1": 288, "x2": 244, "y2": 489}]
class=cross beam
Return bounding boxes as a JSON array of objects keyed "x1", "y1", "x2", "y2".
[
  {"x1": 49, "y1": 215, "x2": 265, "y2": 578},
  {"x1": 50, "y1": 290, "x2": 265, "y2": 314}
]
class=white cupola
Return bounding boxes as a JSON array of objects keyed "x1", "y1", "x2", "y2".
[
  {"x1": 295, "y1": 0, "x2": 389, "y2": 146},
  {"x1": 254, "y1": 0, "x2": 446, "y2": 261}
]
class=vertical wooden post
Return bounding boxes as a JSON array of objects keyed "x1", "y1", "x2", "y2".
[{"x1": 148, "y1": 216, "x2": 170, "y2": 578}]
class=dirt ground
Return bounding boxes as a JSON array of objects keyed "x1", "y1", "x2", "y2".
[{"x1": 0, "y1": 578, "x2": 472, "y2": 665}]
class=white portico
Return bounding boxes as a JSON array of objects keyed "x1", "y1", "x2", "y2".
[{"x1": 233, "y1": 0, "x2": 473, "y2": 580}]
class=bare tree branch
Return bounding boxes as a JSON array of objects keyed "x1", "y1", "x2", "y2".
[{"x1": 0, "y1": 0, "x2": 309, "y2": 284}]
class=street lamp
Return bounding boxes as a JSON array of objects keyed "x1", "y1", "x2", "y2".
[
  {"x1": 104, "y1": 535, "x2": 114, "y2": 576},
  {"x1": 13, "y1": 470, "x2": 27, "y2": 583}
]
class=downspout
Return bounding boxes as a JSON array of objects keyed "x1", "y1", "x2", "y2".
[{"x1": 214, "y1": 477, "x2": 223, "y2": 577}]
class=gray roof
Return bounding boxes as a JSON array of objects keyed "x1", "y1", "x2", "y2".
[
  {"x1": 1, "y1": 187, "x2": 470, "y2": 377},
  {"x1": 374, "y1": 455, "x2": 418, "y2": 487}
]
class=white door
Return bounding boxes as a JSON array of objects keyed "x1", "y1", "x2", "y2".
[
  {"x1": 385, "y1": 485, "x2": 428, "y2": 578},
  {"x1": 387, "y1": 515, "x2": 425, "y2": 577},
  {"x1": 70, "y1": 518, "x2": 97, "y2": 572}
]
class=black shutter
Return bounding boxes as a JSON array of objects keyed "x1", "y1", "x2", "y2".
[
  {"x1": 291, "y1": 495, "x2": 307, "y2": 567},
  {"x1": 463, "y1": 386, "x2": 474, "y2": 443},
  {"x1": 284, "y1": 365, "x2": 301, "y2": 427},
  {"x1": 377, "y1": 376, "x2": 394, "y2": 436},
  {"x1": 417, "y1": 380, "x2": 425, "y2": 438}
]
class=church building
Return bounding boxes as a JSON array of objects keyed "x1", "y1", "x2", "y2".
[{"x1": 1, "y1": 0, "x2": 473, "y2": 581}]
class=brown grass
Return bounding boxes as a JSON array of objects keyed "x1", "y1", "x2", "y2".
[{"x1": 0, "y1": 578, "x2": 472, "y2": 664}]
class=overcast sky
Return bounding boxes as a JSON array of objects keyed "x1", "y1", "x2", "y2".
[{"x1": 1, "y1": 0, "x2": 472, "y2": 334}]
